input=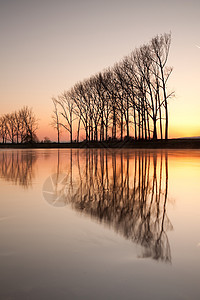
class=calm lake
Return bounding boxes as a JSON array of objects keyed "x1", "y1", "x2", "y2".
[{"x1": 0, "y1": 149, "x2": 200, "y2": 299}]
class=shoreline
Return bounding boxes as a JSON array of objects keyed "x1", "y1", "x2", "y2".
[{"x1": 1, "y1": 139, "x2": 200, "y2": 149}]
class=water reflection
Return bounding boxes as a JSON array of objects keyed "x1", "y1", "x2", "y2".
[
  {"x1": 0, "y1": 149, "x2": 172, "y2": 263},
  {"x1": 0, "y1": 150, "x2": 37, "y2": 188},
  {"x1": 53, "y1": 149, "x2": 172, "y2": 263}
]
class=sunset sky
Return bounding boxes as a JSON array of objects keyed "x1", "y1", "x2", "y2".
[{"x1": 1, "y1": 0, "x2": 200, "y2": 141}]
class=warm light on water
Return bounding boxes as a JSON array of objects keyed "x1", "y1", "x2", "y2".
[{"x1": 0, "y1": 149, "x2": 200, "y2": 299}]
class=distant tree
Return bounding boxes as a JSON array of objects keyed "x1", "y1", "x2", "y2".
[
  {"x1": 14, "y1": 110, "x2": 21, "y2": 144},
  {"x1": 51, "y1": 98, "x2": 61, "y2": 143},
  {"x1": 0, "y1": 106, "x2": 38, "y2": 144},
  {"x1": 19, "y1": 106, "x2": 38, "y2": 143},
  {"x1": 0, "y1": 115, "x2": 7, "y2": 143},
  {"x1": 6, "y1": 113, "x2": 16, "y2": 143},
  {"x1": 56, "y1": 91, "x2": 75, "y2": 143},
  {"x1": 43, "y1": 136, "x2": 52, "y2": 143},
  {"x1": 71, "y1": 83, "x2": 90, "y2": 142}
]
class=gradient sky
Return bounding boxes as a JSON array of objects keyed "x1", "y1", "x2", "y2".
[{"x1": 1, "y1": 0, "x2": 200, "y2": 140}]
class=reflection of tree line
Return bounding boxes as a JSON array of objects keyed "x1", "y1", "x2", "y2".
[
  {"x1": 0, "y1": 151, "x2": 37, "y2": 188},
  {"x1": 58, "y1": 150, "x2": 172, "y2": 263},
  {"x1": 0, "y1": 149, "x2": 172, "y2": 262}
]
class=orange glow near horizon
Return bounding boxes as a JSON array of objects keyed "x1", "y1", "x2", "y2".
[{"x1": 37, "y1": 115, "x2": 200, "y2": 142}]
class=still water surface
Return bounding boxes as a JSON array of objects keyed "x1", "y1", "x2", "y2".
[{"x1": 0, "y1": 149, "x2": 200, "y2": 299}]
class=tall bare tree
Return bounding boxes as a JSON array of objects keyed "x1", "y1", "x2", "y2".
[
  {"x1": 56, "y1": 91, "x2": 75, "y2": 143},
  {"x1": 51, "y1": 98, "x2": 61, "y2": 143},
  {"x1": 50, "y1": 33, "x2": 173, "y2": 142}
]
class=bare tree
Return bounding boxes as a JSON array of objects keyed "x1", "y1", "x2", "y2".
[
  {"x1": 150, "y1": 33, "x2": 173, "y2": 140},
  {"x1": 55, "y1": 91, "x2": 75, "y2": 143},
  {"x1": 19, "y1": 106, "x2": 38, "y2": 143},
  {"x1": 0, "y1": 107, "x2": 38, "y2": 144},
  {"x1": 51, "y1": 33, "x2": 173, "y2": 142},
  {"x1": 51, "y1": 98, "x2": 61, "y2": 143}
]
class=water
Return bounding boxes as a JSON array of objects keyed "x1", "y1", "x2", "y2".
[{"x1": 0, "y1": 149, "x2": 200, "y2": 299}]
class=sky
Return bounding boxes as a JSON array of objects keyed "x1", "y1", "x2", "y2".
[{"x1": 0, "y1": 0, "x2": 200, "y2": 141}]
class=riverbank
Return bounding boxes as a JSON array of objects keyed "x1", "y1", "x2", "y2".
[{"x1": 1, "y1": 139, "x2": 200, "y2": 149}]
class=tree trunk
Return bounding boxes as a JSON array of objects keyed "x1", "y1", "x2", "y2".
[
  {"x1": 120, "y1": 110, "x2": 123, "y2": 140},
  {"x1": 133, "y1": 106, "x2": 137, "y2": 140},
  {"x1": 77, "y1": 118, "x2": 80, "y2": 142},
  {"x1": 153, "y1": 116, "x2": 157, "y2": 140},
  {"x1": 112, "y1": 106, "x2": 116, "y2": 139},
  {"x1": 126, "y1": 98, "x2": 129, "y2": 138}
]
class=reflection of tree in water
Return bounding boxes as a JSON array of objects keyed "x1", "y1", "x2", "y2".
[
  {"x1": 0, "y1": 151, "x2": 37, "y2": 188},
  {"x1": 57, "y1": 149, "x2": 173, "y2": 263}
]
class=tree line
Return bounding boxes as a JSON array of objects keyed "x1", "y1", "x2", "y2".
[
  {"x1": 52, "y1": 33, "x2": 174, "y2": 143},
  {"x1": 0, "y1": 106, "x2": 38, "y2": 144}
]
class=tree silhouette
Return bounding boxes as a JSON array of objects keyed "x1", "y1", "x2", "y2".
[
  {"x1": 51, "y1": 33, "x2": 173, "y2": 142},
  {"x1": 0, "y1": 107, "x2": 38, "y2": 144}
]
